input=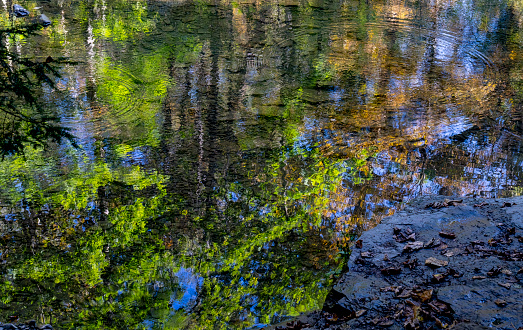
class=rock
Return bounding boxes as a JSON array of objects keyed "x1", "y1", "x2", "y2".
[
  {"x1": 424, "y1": 237, "x2": 441, "y2": 248},
  {"x1": 425, "y1": 257, "x2": 448, "y2": 268},
  {"x1": 38, "y1": 14, "x2": 51, "y2": 27},
  {"x1": 426, "y1": 199, "x2": 463, "y2": 209},
  {"x1": 2, "y1": 324, "x2": 19, "y2": 330},
  {"x1": 13, "y1": 4, "x2": 29, "y2": 17},
  {"x1": 360, "y1": 251, "x2": 373, "y2": 258},
  {"x1": 439, "y1": 230, "x2": 456, "y2": 239},
  {"x1": 403, "y1": 241, "x2": 424, "y2": 252},
  {"x1": 314, "y1": 196, "x2": 523, "y2": 329},
  {"x1": 380, "y1": 265, "x2": 401, "y2": 275},
  {"x1": 355, "y1": 309, "x2": 367, "y2": 317}
]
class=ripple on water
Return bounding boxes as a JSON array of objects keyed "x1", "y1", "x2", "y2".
[
  {"x1": 278, "y1": 15, "x2": 505, "y2": 185},
  {"x1": 91, "y1": 64, "x2": 147, "y2": 124},
  {"x1": 325, "y1": 17, "x2": 497, "y2": 75}
]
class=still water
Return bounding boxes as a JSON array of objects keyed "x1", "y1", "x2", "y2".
[{"x1": 1, "y1": 0, "x2": 523, "y2": 328}]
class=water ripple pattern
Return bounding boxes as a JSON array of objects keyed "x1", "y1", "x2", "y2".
[{"x1": 98, "y1": 65, "x2": 146, "y2": 114}]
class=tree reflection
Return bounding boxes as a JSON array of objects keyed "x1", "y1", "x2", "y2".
[
  {"x1": 0, "y1": 24, "x2": 76, "y2": 157},
  {"x1": 1, "y1": 0, "x2": 523, "y2": 329}
]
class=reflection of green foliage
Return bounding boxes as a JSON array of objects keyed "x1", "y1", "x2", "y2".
[
  {"x1": 282, "y1": 87, "x2": 305, "y2": 143},
  {"x1": 0, "y1": 146, "x2": 176, "y2": 329},
  {"x1": 91, "y1": 0, "x2": 156, "y2": 41},
  {"x1": 172, "y1": 37, "x2": 203, "y2": 65},
  {"x1": 174, "y1": 145, "x2": 348, "y2": 329},
  {"x1": 96, "y1": 52, "x2": 171, "y2": 146},
  {"x1": 347, "y1": 148, "x2": 376, "y2": 185},
  {"x1": 0, "y1": 142, "x2": 352, "y2": 329},
  {"x1": 311, "y1": 54, "x2": 336, "y2": 87}
]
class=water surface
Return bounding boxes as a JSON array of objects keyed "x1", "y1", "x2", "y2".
[{"x1": 1, "y1": 0, "x2": 523, "y2": 328}]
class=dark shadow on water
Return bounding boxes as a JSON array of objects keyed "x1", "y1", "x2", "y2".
[{"x1": 0, "y1": 24, "x2": 77, "y2": 158}]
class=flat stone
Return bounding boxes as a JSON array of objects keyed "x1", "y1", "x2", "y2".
[
  {"x1": 403, "y1": 241, "x2": 424, "y2": 252},
  {"x1": 425, "y1": 257, "x2": 448, "y2": 268},
  {"x1": 317, "y1": 196, "x2": 523, "y2": 329}
]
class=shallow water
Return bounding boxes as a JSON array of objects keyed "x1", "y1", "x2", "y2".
[{"x1": 1, "y1": 0, "x2": 523, "y2": 328}]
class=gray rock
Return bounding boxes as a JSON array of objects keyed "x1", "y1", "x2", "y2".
[
  {"x1": 323, "y1": 196, "x2": 523, "y2": 329},
  {"x1": 13, "y1": 4, "x2": 29, "y2": 17},
  {"x1": 38, "y1": 14, "x2": 51, "y2": 27},
  {"x1": 2, "y1": 324, "x2": 19, "y2": 330}
]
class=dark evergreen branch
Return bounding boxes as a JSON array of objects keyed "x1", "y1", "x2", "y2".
[{"x1": 0, "y1": 23, "x2": 78, "y2": 158}]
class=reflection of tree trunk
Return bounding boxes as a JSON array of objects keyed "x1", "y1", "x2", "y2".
[
  {"x1": 159, "y1": 7, "x2": 239, "y2": 213},
  {"x1": 84, "y1": 3, "x2": 107, "y2": 224},
  {"x1": 351, "y1": 189, "x2": 368, "y2": 223},
  {"x1": 203, "y1": 33, "x2": 221, "y2": 198},
  {"x1": 498, "y1": 9, "x2": 523, "y2": 134},
  {"x1": 4, "y1": 0, "x2": 12, "y2": 15},
  {"x1": 376, "y1": 28, "x2": 397, "y2": 99},
  {"x1": 200, "y1": 15, "x2": 238, "y2": 225},
  {"x1": 421, "y1": 6, "x2": 439, "y2": 89}
]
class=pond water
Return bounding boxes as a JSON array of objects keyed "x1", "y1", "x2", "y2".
[{"x1": 1, "y1": 0, "x2": 523, "y2": 328}]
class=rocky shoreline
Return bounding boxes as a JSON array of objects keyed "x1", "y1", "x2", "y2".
[{"x1": 267, "y1": 196, "x2": 523, "y2": 330}]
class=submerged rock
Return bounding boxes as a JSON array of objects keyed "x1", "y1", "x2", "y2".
[
  {"x1": 37, "y1": 14, "x2": 51, "y2": 27},
  {"x1": 13, "y1": 4, "x2": 30, "y2": 17}
]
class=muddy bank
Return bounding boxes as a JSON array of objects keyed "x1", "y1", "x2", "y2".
[{"x1": 268, "y1": 196, "x2": 523, "y2": 330}]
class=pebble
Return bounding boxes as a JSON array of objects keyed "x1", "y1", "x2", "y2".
[
  {"x1": 12, "y1": 4, "x2": 29, "y2": 17},
  {"x1": 38, "y1": 14, "x2": 51, "y2": 27}
]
